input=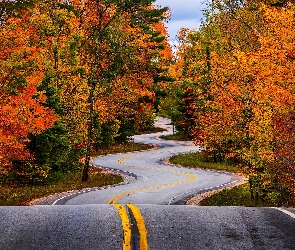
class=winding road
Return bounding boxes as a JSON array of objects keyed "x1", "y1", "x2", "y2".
[
  {"x1": 53, "y1": 117, "x2": 244, "y2": 206},
  {"x1": 1, "y1": 117, "x2": 295, "y2": 249}
]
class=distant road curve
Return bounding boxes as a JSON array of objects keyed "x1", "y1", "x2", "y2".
[{"x1": 50, "y1": 117, "x2": 245, "y2": 206}]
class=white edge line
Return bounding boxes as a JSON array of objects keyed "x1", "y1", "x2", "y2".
[
  {"x1": 273, "y1": 207, "x2": 295, "y2": 219},
  {"x1": 52, "y1": 196, "x2": 67, "y2": 205}
]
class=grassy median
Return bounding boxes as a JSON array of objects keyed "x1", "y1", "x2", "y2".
[
  {"x1": 169, "y1": 151, "x2": 243, "y2": 173},
  {"x1": 198, "y1": 183, "x2": 280, "y2": 207},
  {"x1": 168, "y1": 151, "x2": 287, "y2": 207},
  {"x1": 160, "y1": 132, "x2": 191, "y2": 141}
]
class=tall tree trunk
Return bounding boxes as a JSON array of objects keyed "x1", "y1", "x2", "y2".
[{"x1": 82, "y1": 79, "x2": 96, "y2": 182}]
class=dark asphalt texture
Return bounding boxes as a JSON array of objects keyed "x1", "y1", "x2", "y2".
[{"x1": 0, "y1": 205, "x2": 294, "y2": 250}]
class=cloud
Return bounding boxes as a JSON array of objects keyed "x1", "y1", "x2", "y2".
[
  {"x1": 155, "y1": 0, "x2": 205, "y2": 40},
  {"x1": 155, "y1": 0, "x2": 204, "y2": 20}
]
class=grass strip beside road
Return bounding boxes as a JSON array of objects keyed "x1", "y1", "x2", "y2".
[
  {"x1": 0, "y1": 142, "x2": 153, "y2": 206},
  {"x1": 137, "y1": 127, "x2": 167, "y2": 134},
  {"x1": 198, "y1": 183, "x2": 276, "y2": 207},
  {"x1": 91, "y1": 142, "x2": 154, "y2": 156},
  {"x1": 168, "y1": 151, "x2": 285, "y2": 207},
  {"x1": 0, "y1": 168, "x2": 123, "y2": 206},
  {"x1": 169, "y1": 152, "x2": 247, "y2": 206},
  {"x1": 159, "y1": 132, "x2": 191, "y2": 141},
  {"x1": 169, "y1": 151, "x2": 243, "y2": 174}
]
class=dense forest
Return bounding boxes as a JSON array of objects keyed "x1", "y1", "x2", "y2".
[
  {"x1": 0, "y1": 0, "x2": 173, "y2": 182},
  {"x1": 161, "y1": 0, "x2": 295, "y2": 205},
  {"x1": 1, "y1": 0, "x2": 295, "y2": 206}
]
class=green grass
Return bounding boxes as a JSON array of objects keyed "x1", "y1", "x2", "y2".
[
  {"x1": 169, "y1": 151, "x2": 243, "y2": 173},
  {"x1": 169, "y1": 151, "x2": 253, "y2": 206},
  {"x1": 169, "y1": 151, "x2": 291, "y2": 207},
  {"x1": 160, "y1": 132, "x2": 191, "y2": 141},
  {"x1": 199, "y1": 183, "x2": 276, "y2": 207},
  {"x1": 0, "y1": 167, "x2": 123, "y2": 206},
  {"x1": 92, "y1": 142, "x2": 154, "y2": 156},
  {"x1": 1, "y1": 142, "x2": 152, "y2": 206},
  {"x1": 137, "y1": 127, "x2": 167, "y2": 134}
]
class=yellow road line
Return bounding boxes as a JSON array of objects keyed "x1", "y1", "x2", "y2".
[
  {"x1": 109, "y1": 147, "x2": 197, "y2": 203},
  {"x1": 114, "y1": 204, "x2": 131, "y2": 250},
  {"x1": 127, "y1": 204, "x2": 149, "y2": 250},
  {"x1": 114, "y1": 204, "x2": 149, "y2": 250},
  {"x1": 107, "y1": 170, "x2": 196, "y2": 204}
]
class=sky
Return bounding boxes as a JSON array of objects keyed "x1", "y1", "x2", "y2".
[{"x1": 154, "y1": 0, "x2": 206, "y2": 44}]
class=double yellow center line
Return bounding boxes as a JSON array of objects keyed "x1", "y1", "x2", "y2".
[
  {"x1": 108, "y1": 169, "x2": 196, "y2": 204},
  {"x1": 108, "y1": 154, "x2": 197, "y2": 204},
  {"x1": 111, "y1": 149, "x2": 197, "y2": 249},
  {"x1": 114, "y1": 204, "x2": 148, "y2": 250}
]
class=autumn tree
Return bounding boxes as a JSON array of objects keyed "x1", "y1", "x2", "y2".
[
  {"x1": 54, "y1": 0, "x2": 172, "y2": 181},
  {"x1": 28, "y1": 1, "x2": 87, "y2": 173},
  {"x1": 0, "y1": 0, "x2": 36, "y2": 25},
  {"x1": 0, "y1": 8, "x2": 59, "y2": 179},
  {"x1": 170, "y1": 1, "x2": 295, "y2": 204},
  {"x1": 0, "y1": 0, "x2": 172, "y2": 183}
]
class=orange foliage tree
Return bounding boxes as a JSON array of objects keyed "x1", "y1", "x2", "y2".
[
  {"x1": 63, "y1": 0, "x2": 172, "y2": 181},
  {"x1": 0, "y1": 0, "x2": 172, "y2": 183},
  {"x1": 0, "y1": 9, "x2": 58, "y2": 176},
  {"x1": 170, "y1": 1, "x2": 295, "y2": 205}
]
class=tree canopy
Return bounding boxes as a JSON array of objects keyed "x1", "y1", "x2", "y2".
[
  {"x1": 163, "y1": 0, "x2": 295, "y2": 205},
  {"x1": 0, "y1": 0, "x2": 173, "y2": 182}
]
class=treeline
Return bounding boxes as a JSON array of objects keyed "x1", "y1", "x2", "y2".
[
  {"x1": 162, "y1": 0, "x2": 295, "y2": 205},
  {"x1": 0, "y1": 0, "x2": 173, "y2": 183}
]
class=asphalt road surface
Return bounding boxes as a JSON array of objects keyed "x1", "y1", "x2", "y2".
[
  {"x1": 1, "y1": 117, "x2": 295, "y2": 249},
  {"x1": 54, "y1": 117, "x2": 244, "y2": 206}
]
